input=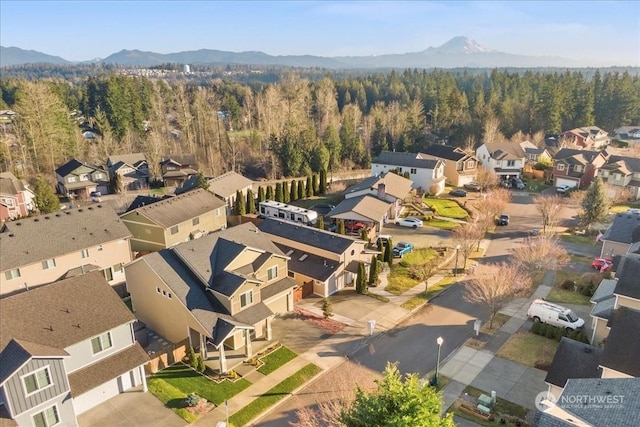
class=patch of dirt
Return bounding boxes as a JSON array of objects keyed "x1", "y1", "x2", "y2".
[
  {"x1": 185, "y1": 399, "x2": 215, "y2": 416},
  {"x1": 294, "y1": 307, "x2": 346, "y2": 334}
]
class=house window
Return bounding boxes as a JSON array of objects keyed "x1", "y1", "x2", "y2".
[
  {"x1": 103, "y1": 268, "x2": 113, "y2": 282},
  {"x1": 556, "y1": 164, "x2": 565, "y2": 171},
  {"x1": 32, "y1": 405, "x2": 59, "y2": 427},
  {"x1": 22, "y1": 367, "x2": 52, "y2": 395},
  {"x1": 4, "y1": 268, "x2": 21, "y2": 280},
  {"x1": 466, "y1": 160, "x2": 475, "y2": 169},
  {"x1": 94, "y1": 173, "x2": 104, "y2": 180},
  {"x1": 507, "y1": 160, "x2": 515, "y2": 167},
  {"x1": 3, "y1": 198, "x2": 14, "y2": 207},
  {"x1": 79, "y1": 174, "x2": 89, "y2": 181},
  {"x1": 91, "y1": 332, "x2": 113, "y2": 354},
  {"x1": 67, "y1": 176, "x2": 77, "y2": 183},
  {"x1": 41, "y1": 259, "x2": 56, "y2": 270},
  {"x1": 98, "y1": 245, "x2": 103, "y2": 252},
  {"x1": 267, "y1": 266, "x2": 278, "y2": 281},
  {"x1": 192, "y1": 217, "x2": 200, "y2": 226},
  {"x1": 170, "y1": 226, "x2": 179, "y2": 235},
  {"x1": 81, "y1": 248, "x2": 89, "y2": 259},
  {"x1": 614, "y1": 173, "x2": 621, "y2": 181},
  {"x1": 215, "y1": 208, "x2": 221, "y2": 216},
  {"x1": 156, "y1": 287, "x2": 161, "y2": 294},
  {"x1": 574, "y1": 165, "x2": 582, "y2": 172},
  {"x1": 410, "y1": 168, "x2": 417, "y2": 174},
  {"x1": 113, "y1": 263, "x2": 123, "y2": 274},
  {"x1": 240, "y1": 290, "x2": 253, "y2": 308}
]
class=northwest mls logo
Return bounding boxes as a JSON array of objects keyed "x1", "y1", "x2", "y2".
[{"x1": 535, "y1": 391, "x2": 558, "y2": 411}]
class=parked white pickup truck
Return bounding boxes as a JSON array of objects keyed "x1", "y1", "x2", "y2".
[{"x1": 556, "y1": 185, "x2": 571, "y2": 194}]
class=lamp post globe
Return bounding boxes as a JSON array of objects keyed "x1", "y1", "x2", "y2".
[{"x1": 434, "y1": 336, "x2": 444, "y2": 386}]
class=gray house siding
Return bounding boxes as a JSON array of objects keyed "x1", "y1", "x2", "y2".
[
  {"x1": 63, "y1": 323, "x2": 134, "y2": 374},
  {"x1": 4, "y1": 358, "x2": 69, "y2": 415},
  {"x1": 12, "y1": 392, "x2": 76, "y2": 427}
]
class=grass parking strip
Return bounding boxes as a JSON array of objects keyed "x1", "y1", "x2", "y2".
[
  {"x1": 228, "y1": 363, "x2": 321, "y2": 427},
  {"x1": 257, "y1": 346, "x2": 297, "y2": 375}
]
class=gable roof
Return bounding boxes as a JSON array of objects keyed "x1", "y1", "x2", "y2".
[
  {"x1": 372, "y1": 150, "x2": 440, "y2": 170},
  {"x1": 482, "y1": 142, "x2": 526, "y2": 159},
  {"x1": 160, "y1": 153, "x2": 197, "y2": 167},
  {"x1": 599, "y1": 306, "x2": 640, "y2": 376},
  {"x1": 613, "y1": 254, "x2": 640, "y2": 300},
  {"x1": 207, "y1": 171, "x2": 254, "y2": 198},
  {"x1": 124, "y1": 188, "x2": 225, "y2": 229},
  {"x1": 329, "y1": 195, "x2": 392, "y2": 222},
  {"x1": 125, "y1": 194, "x2": 173, "y2": 212},
  {"x1": 606, "y1": 155, "x2": 640, "y2": 173},
  {"x1": 420, "y1": 144, "x2": 469, "y2": 161},
  {"x1": 545, "y1": 337, "x2": 602, "y2": 388},
  {"x1": 0, "y1": 271, "x2": 135, "y2": 355},
  {"x1": 0, "y1": 172, "x2": 28, "y2": 196},
  {"x1": 0, "y1": 205, "x2": 131, "y2": 271},
  {"x1": 258, "y1": 218, "x2": 359, "y2": 255},
  {"x1": 344, "y1": 172, "x2": 413, "y2": 200},
  {"x1": 55, "y1": 158, "x2": 105, "y2": 177},
  {"x1": 106, "y1": 153, "x2": 146, "y2": 168},
  {"x1": 602, "y1": 212, "x2": 640, "y2": 245},
  {"x1": 553, "y1": 148, "x2": 605, "y2": 164},
  {"x1": 0, "y1": 339, "x2": 69, "y2": 385}
]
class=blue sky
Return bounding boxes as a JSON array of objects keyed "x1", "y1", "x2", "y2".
[{"x1": 1, "y1": 1, "x2": 639, "y2": 65}]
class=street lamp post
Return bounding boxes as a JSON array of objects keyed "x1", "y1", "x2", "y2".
[
  {"x1": 434, "y1": 336, "x2": 444, "y2": 386},
  {"x1": 454, "y1": 245, "x2": 461, "y2": 277}
]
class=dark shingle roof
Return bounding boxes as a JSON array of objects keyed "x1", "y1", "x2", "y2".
[
  {"x1": 106, "y1": 153, "x2": 146, "y2": 168},
  {"x1": 545, "y1": 338, "x2": 602, "y2": 387},
  {"x1": 613, "y1": 254, "x2": 640, "y2": 300},
  {"x1": 0, "y1": 205, "x2": 131, "y2": 271},
  {"x1": 608, "y1": 154, "x2": 640, "y2": 173},
  {"x1": 274, "y1": 243, "x2": 341, "y2": 282},
  {"x1": 68, "y1": 344, "x2": 148, "y2": 396},
  {"x1": 420, "y1": 144, "x2": 467, "y2": 161},
  {"x1": 553, "y1": 148, "x2": 602, "y2": 163},
  {"x1": 232, "y1": 302, "x2": 273, "y2": 325},
  {"x1": 258, "y1": 218, "x2": 357, "y2": 255},
  {"x1": 602, "y1": 213, "x2": 640, "y2": 245},
  {"x1": 372, "y1": 150, "x2": 439, "y2": 169},
  {"x1": 0, "y1": 172, "x2": 27, "y2": 195},
  {"x1": 0, "y1": 271, "x2": 135, "y2": 355},
  {"x1": 160, "y1": 154, "x2": 197, "y2": 167},
  {"x1": 125, "y1": 188, "x2": 225, "y2": 229},
  {"x1": 261, "y1": 276, "x2": 296, "y2": 301},
  {"x1": 55, "y1": 158, "x2": 84, "y2": 177},
  {"x1": 125, "y1": 194, "x2": 173, "y2": 212},
  {"x1": 600, "y1": 306, "x2": 640, "y2": 376}
]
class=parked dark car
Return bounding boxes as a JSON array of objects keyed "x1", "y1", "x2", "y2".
[
  {"x1": 497, "y1": 213, "x2": 510, "y2": 226},
  {"x1": 448, "y1": 189, "x2": 467, "y2": 197},
  {"x1": 464, "y1": 182, "x2": 481, "y2": 192}
]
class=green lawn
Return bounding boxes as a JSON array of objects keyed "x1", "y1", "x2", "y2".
[
  {"x1": 496, "y1": 331, "x2": 559, "y2": 368},
  {"x1": 289, "y1": 195, "x2": 343, "y2": 209},
  {"x1": 425, "y1": 198, "x2": 469, "y2": 219},
  {"x1": 545, "y1": 288, "x2": 592, "y2": 305},
  {"x1": 401, "y1": 275, "x2": 459, "y2": 310},
  {"x1": 386, "y1": 248, "x2": 438, "y2": 295},
  {"x1": 147, "y1": 377, "x2": 200, "y2": 423},
  {"x1": 228, "y1": 364, "x2": 321, "y2": 427},
  {"x1": 423, "y1": 218, "x2": 460, "y2": 230},
  {"x1": 257, "y1": 346, "x2": 297, "y2": 375},
  {"x1": 559, "y1": 233, "x2": 597, "y2": 245},
  {"x1": 150, "y1": 363, "x2": 251, "y2": 406}
]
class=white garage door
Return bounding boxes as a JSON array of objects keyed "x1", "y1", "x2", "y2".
[
  {"x1": 72, "y1": 377, "x2": 120, "y2": 415},
  {"x1": 265, "y1": 292, "x2": 290, "y2": 314},
  {"x1": 555, "y1": 178, "x2": 578, "y2": 188}
]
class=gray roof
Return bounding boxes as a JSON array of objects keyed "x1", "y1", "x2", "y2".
[
  {"x1": 372, "y1": 150, "x2": 440, "y2": 170},
  {"x1": 553, "y1": 148, "x2": 603, "y2": 163},
  {"x1": 420, "y1": 144, "x2": 468, "y2": 161},
  {"x1": 55, "y1": 158, "x2": 104, "y2": 177},
  {"x1": 343, "y1": 172, "x2": 413, "y2": 200},
  {"x1": 545, "y1": 337, "x2": 602, "y2": 388},
  {"x1": 125, "y1": 194, "x2": 173, "y2": 212},
  {"x1": 483, "y1": 142, "x2": 526, "y2": 159},
  {"x1": 125, "y1": 188, "x2": 225, "y2": 229},
  {"x1": 600, "y1": 306, "x2": 640, "y2": 377},
  {"x1": 275, "y1": 243, "x2": 340, "y2": 282},
  {"x1": 613, "y1": 254, "x2": 640, "y2": 300},
  {"x1": 106, "y1": 153, "x2": 146, "y2": 168},
  {"x1": 233, "y1": 302, "x2": 273, "y2": 326},
  {"x1": 329, "y1": 195, "x2": 391, "y2": 222},
  {"x1": 208, "y1": 171, "x2": 254, "y2": 198},
  {"x1": 258, "y1": 218, "x2": 357, "y2": 255},
  {"x1": 0, "y1": 271, "x2": 136, "y2": 380},
  {"x1": 591, "y1": 279, "x2": 617, "y2": 303},
  {"x1": 160, "y1": 154, "x2": 197, "y2": 167},
  {"x1": 602, "y1": 212, "x2": 640, "y2": 245},
  {"x1": 0, "y1": 339, "x2": 68, "y2": 385},
  {"x1": 0, "y1": 205, "x2": 131, "y2": 271},
  {"x1": 0, "y1": 172, "x2": 27, "y2": 196},
  {"x1": 261, "y1": 276, "x2": 296, "y2": 301}
]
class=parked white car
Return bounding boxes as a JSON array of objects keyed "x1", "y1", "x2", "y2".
[
  {"x1": 556, "y1": 185, "x2": 571, "y2": 194},
  {"x1": 527, "y1": 299, "x2": 584, "y2": 332},
  {"x1": 395, "y1": 217, "x2": 424, "y2": 228}
]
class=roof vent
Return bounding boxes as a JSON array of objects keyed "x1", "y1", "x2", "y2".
[
  {"x1": 65, "y1": 211, "x2": 71, "y2": 215},
  {"x1": 8, "y1": 233, "x2": 14, "y2": 237},
  {"x1": 78, "y1": 209, "x2": 83, "y2": 212},
  {"x1": 34, "y1": 218, "x2": 39, "y2": 222},
  {"x1": 44, "y1": 216, "x2": 50, "y2": 220},
  {"x1": 55, "y1": 214, "x2": 61, "y2": 217},
  {"x1": 88, "y1": 207, "x2": 93, "y2": 210},
  {"x1": 16, "y1": 222, "x2": 21, "y2": 226},
  {"x1": 299, "y1": 254, "x2": 308, "y2": 261},
  {"x1": 97, "y1": 204, "x2": 102, "y2": 208}
]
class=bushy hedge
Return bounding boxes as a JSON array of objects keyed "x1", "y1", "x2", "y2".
[{"x1": 530, "y1": 322, "x2": 589, "y2": 343}]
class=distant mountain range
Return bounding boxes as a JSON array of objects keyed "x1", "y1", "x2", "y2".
[{"x1": 0, "y1": 37, "x2": 616, "y2": 69}]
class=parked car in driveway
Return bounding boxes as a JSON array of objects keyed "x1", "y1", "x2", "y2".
[
  {"x1": 395, "y1": 217, "x2": 423, "y2": 228},
  {"x1": 345, "y1": 221, "x2": 366, "y2": 232},
  {"x1": 464, "y1": 182, "x2": 481, "y2": 192},
  {"x1": 448, "y1": 189, "x2": 467, "y2": 197},
  {"x1": 513, "y1": 178, "x2": 525, "y2": 190},
  {"x1": 527, "y1": 299, "x2": 585, "y2": 332},
  {"x1": 591, "y1": 257, "x2": 613, "y2": 272},
  {"x1": 556, "y1": 185, "x2": 571, "y2": 194},
  {"x1": 393, "y1": 241, "x2": 414, "y2": 257},
  {"x1": 497, "y1": 213, "x2": 510, "y2": 226},
  {"x1": 90, "y1": 191, "x2": 102, "y2": 202}
]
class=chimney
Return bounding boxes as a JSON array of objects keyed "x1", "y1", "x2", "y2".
[{"x1": 377, "y1": 183, "x2": 386, "y2": 200}]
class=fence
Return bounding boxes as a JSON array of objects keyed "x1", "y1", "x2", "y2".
[{"x1": 145, "y1": 339, "x2": 189, "y2": 374}]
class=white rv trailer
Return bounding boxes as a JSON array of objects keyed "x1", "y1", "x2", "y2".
[{"x1": 258, "y1": 200, "x2": 318, "y2": 225}]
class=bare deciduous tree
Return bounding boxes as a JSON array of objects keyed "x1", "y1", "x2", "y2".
[
  {"x1": 604, "y1": 183, "x2": 632, "y2": 205},
  {"x1": 474, "y1": 188, "x2": 511, "y2": 235},
  {"x1": 475, "y1": 167, "x2": 499, "y2": 192},
  {"x1": 463, "y1": 262, "x2": 531, "y2": 328},
  {"x1": 511, "y1": 236, "x2": 570, "y2": 276},
  {"x1": 452, "y1": 221, "x2": 484, "y2": 268},
  {"x1": 532, "y1": 194, "x2": 565, "y2": 235},
  {"x1": 482, "y1": 116, "x2": 504, "y2": 143}
]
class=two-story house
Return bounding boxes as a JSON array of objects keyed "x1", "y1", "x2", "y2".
[
  {"x1": 124, "y1": 222, "x2": 296, "y2": 373},
  {"x1": 420, "y1": 144, "x2": 479, "y2": 187},
  {"x1": 55, "y1": 158, "x2": 110, "y2": 199},
  {"x1": 258, "y1": 218, "x2": 370, "y2": 299},
  {"x1": 599, "y1": 155, "x2": 640, "y2": 200},
  {"x1": 119, "y1": 188, "x2": 227, "y2": 254},
  {"x1": 159, "y1": 154, "x2": 198, "y2": 187},
  {"x1": 343, "y1": 172, "x2": 413, "y2": 220},
  {"x1": 561, "y1": 126, "x2": 610, "y2": 150},
  {"x1": 0, "y1": 205, "x2": 132, "y2": 297},
  {"x1": 599, "y1": 212, "x2": 640, "y2": 259},
  {"x1": 0, "y1": 172, "x2": 35, "y2": 222},
  {"x1": 0, "y1": 271, "x2": 149, "y2": 426},
  {"x1": 475, "y1": 142, "x2": 527, "y2": 181},
  {"x1": 177, "y1": 171, "x2": 254, "y2": 215},
  {"x1": 614, "y1": 125, "x2": 640, "y2": 141},
  {"x1": 549, "y1": 148, "x2": 608, "y2": 190},
  {"x1": 371, "y1": 151, "x2": 446, "y2": 195},
  {"x1": 106, "y1": 153, "x2": 149, "y2": 191}
]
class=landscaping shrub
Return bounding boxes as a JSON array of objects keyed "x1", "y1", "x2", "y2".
[
  {"x1": 188, "y1": 347, "x2": 198, "y2": 369},
  {"x1": 530, "y1": 322, "x2": 542, "y2": 335},
  {"x1": 560, "y1": 279, "x2": 575, "y2": 290},
  {"x1": 544, "y1": 324, "x2": 556, "y2": 339},
  {"x1": 531, "y1": 323, "x2": 590, "y2": 343},
  {"x1": 196, "y1": 354, "x2": 206, "y2": 373},
  {"x1": 581, "y1": 282, "x2": 595, "y2": 297},
  {"x1": 183, "y1": 393, "x2": 201, "y2": 408},
  {"x1": 553, "y1": 326, "x2": 565, "y2": 341}
]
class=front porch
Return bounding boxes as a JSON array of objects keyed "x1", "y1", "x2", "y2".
[{"x1": 204, "y1": 337, "x2": 274, "y2": 375}]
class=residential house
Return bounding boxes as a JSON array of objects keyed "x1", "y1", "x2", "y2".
[
  {"x1": 177, "y1": 171, "x2": 254, "y2": 215},
  {"x1": 55, "y1": 158, "x2": 110, "y2": 199},
  {"x1": 0, "y1": 271, "x2": 149, "y2": 426},
  {"x1": 614, "y1": 125, "x2": 640, "y2": 141},
  {"x1": 0, "y1": 205, "x2": 132, "y2": 297},
  {"x1": 419, "y1": 144, "x2": 479, "y2": 187},
  {"x1": 258, "y1": 218, "x2": 370, "y2": 299},
  {"x1": 544, "y1": 337, "x2": 603, "y2": 398},
  {"x1": 371, "y1": 151, "x2": 446, "y2": 195},
  {"x1": 560, "y1": 126, "x2": 610, "y2": 150},
  {"x1": 549, "y1": 148, "x2": 608, "y2": 189},
  {"x1": 120, "y1": 188, "x2": 227, "y2": 254},
  {"x1": 0, "y1": 172, "x2": 35, "y2": 222},
  {"x1": 598, "y1": 306, "x2": 640, "y2": 378},
  {"x1": 328, "y1": 195, "x2": 393, "y2": 236},
  {"x1": 475, "y1": 142, "x2": 527, "y2": 180},
  {"x1": 599, "y1": 212, "x2": 640, "y2": 259},
  {"x1": 599, "y1": 155, "x2": 640, "y2": 200},
  {"x1": 124, "y1": 194, "x2": 173, "y2": 213},
  {"x1": 124, "y1": 223, "x2": 296, "y2": 372},
  {"x1": 159, "y1": 154, "x2": 198, "y2": 187},
  {"x1": 106, "y1": 153, "x2": 149, "y2": 191},
  {"x1": 520, "y1": 141, "x2": 552, "y2": 166},
  {"x1": 343, "y1": 172, "x2": 413, "y2": 219}
]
